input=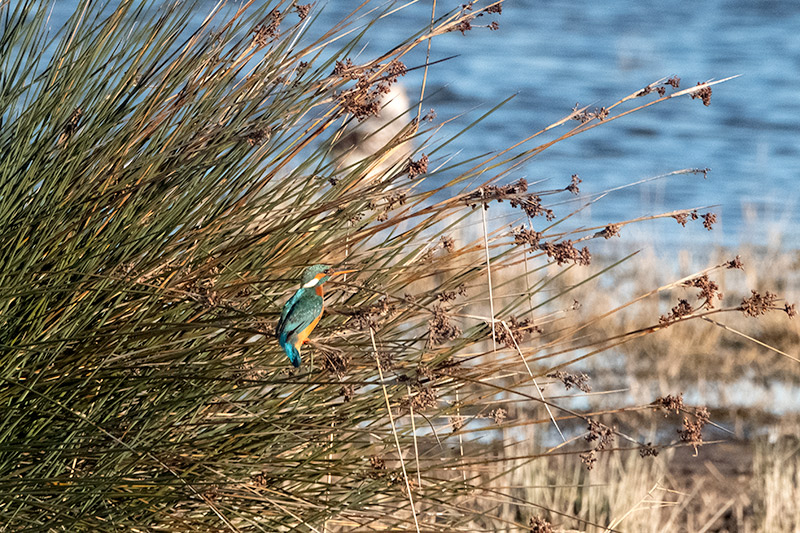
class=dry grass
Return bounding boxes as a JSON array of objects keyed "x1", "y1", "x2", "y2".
[
  {"x1": 552, "y1": 245, "x2": 800, "y2": 386},
  {"x1": 753, "y1": 426, "x2": 800, "y2": 532}
]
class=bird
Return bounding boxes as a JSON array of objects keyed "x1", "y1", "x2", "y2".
[
  {"x1": 330, "y1": 84, "x2": 413, "y2": 183},
  {"x1": 276, "y1": 264, "x2": 354, "y2": 367}
]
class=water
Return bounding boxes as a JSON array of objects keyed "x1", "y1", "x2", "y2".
[
  {"x1": 318, "y1": 0, "x2": 800, "y2": 250},
  {"x1": 33, "y1": 1, "x2": 800, "y2": 248}
]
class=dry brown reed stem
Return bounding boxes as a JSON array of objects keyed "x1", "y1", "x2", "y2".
[
  {"x1": 604, "y1": 480, "x2": 666, "y2": 531},
  {"x1": 453, "y1": 77, "x2": 737, "y2": 189},
  {"x1": 475, "y1": 485, "x2": 624, "y2": 532},
  {"x1": 406, "y1": 384, "x2": 423, "y2": 489},
  {"x1": 542, "y1": 205, "x2": 718, "y2": 243},
  {"x1": 369, "y1": 327, "x2": 420, "y2": 533},
  {"x1": 481, "y1": 204, "x2": 498, "y2": 352},
  {"x1": 701, "y1": 316, "x2": 800, "y2": 364},
  {"x1": 528, "y1": 261, "x2": 738, "y2": 360},
  {"x1": 500, "y1": 320, "x2": 565, "y2": 442},
  {"x1": 450, "y1": 368, "x2": 650, "y2": 453},
  {"x1": 308, "y1": 1, "x2": 503, "y2": 98},
  {"x1": 416, "y1": 0, "x2": 437, "y2": 127}
]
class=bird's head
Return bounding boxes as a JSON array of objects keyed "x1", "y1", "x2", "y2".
[{"x1": 300, "y1": 264, "x2": 355, "y2": 288}]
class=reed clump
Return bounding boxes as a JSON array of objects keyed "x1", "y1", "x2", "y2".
[{"x1": 0, "y1": 1, "x2": 793, "y2": 531}]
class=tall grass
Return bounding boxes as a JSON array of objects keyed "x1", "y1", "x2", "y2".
[{"x1": 0, "y1": 1, "x2": 794, "y2": 531}]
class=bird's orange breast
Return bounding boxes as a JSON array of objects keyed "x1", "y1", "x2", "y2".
[{"x1": 294, "y1": 309, "x2": 323, "y2": 348}]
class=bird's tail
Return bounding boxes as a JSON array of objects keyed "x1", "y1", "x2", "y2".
[{"x1": 280, "y1": 339, "x2": 301, "y2": 368}]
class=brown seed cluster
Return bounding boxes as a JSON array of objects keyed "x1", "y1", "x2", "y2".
[
  {"x1": 341, "y1": 384, "x2": 355, "y2": 402},
  {"x1": 701, "y1": 212, "x2": 717, "y2": 230},
  {"x1": 672, "y1": 210, "x2": 716, "y2": 229},
  {"x1": 539, "y1": 239, "x2": 592, "y2": 266},
  {"x1": 321, "y1": 350, "x2": 350, "y2": 376},
  {"x1": 397, "y1": 474, "x2": 417, "y2": 496},
  {"x1": 740, "y1": 290, "x2": 778, "y2": 317},
  {"x1": 384, "y1": 190, "x2": 407, "y2": 210},
  {"x1": 465, "y1": 178, "x2": 525, "y2": 205},
  {"x1": 336, "y1": 59, "x2": 407, "y2": 121},
  {"x1": 333, "y1": 58, "x2": 357, "y2": 78},
  {"x1": 243, "y1": 126, "x2": 271, "y2": 146},
  {"x1": 346, "y1": 297, "x2": 397, "y2": 330},
  {"x1": 400, "y1": 385, "x2": 438, "y2": 414},
  {"x1": 678, "y1": 407, "x2": 710, "y2": 452},
  {"x1": 691, "y1": 82, "x2": 713, "y2": 106},
  {"x1": 377, "y1": 191, "x2": 408, "y2": 221},
  {"x1": 599, "y1": 223, "x2": 621, "y2": 239},
  {"x1": 440, "y1": 235, "x2": 455, "y2": 252},
  {"x1": 465, "y1": 179, "x2": 557, "y2": 220},
  {"x1": 452, "y1": 18, "x2": 473, "y2": 35},
  {"x1": 639, "y1": 442, "x2": 659, "y2": 458},
  {"x1": 513, "y1": 226, "x2": 543, "y2": 248},
  {"x1": 636, "y1": 76, "x2": 681, "y2": 98},
  {"x1": 377, "y1": 350, "x2": 395, "y2": 371},
  {"x1": 122, "y1": 261, "x2": 254, "y2": 312},
  {"x1": 529, "y1": 516, "x2": 553, "y2": 533},
  {"x1": 580, "y1": 450, "x2": 597, "y2": 470},
  {"x1": 494, "y1": 316, "x2": 539, "y2": 348},
  {"x1": 406, "y1": 153, "x2": 429, "y2": 178},
  {"x1": 565, "y1": 173, "x2": 581, "y2": 195},
  {"x1": 684, "y1": 274, "x2": 722, "y2": 310},
  {"x1": 672, "y1": 211, "x2": 697, "y2": 227},
  {"x1": 585, "y1": 419, "x2": 614, "y2": 451},
  {"x1": 547, "y1": 370, "x2": 591, "y2": 393},
  {"x1": 654, "y1": 393, "x2": 684, "y2": 414},
  {"x1": 487, "y1": 4, "x2": 503, "y2": 15},
  {"x1": 184, "y1": 269, "x2": 222, "y2": 307},
  {"x1": 726, "y1": 255, "x2": 744, "y2": 269},
  {"x1": 489, "y1": 408, "x2": 507, "y2": 424},
  {"x1": 580, "y1": 419, "x2": 614, "y2": 470},
  {"x1": 428, "y1": 305, "x2": 462, "y2": 345},
  {"x1": 514, "y1": 195, "x2": 556, "y2": 220},
  {"x1": 294, "y1": 3, "x2": 311, "y2": 20},
  {"x1": 659, "y1": 299, "x2": 693, "y2": 327},
  {"x1": 367, "y1": 453, "x2": 412, "y2": 489},
  {"x1": 785, "y1": 303, "x2": 797, "y2": 318},
  {"x1": 572, "y1": 105, "x2": 609, "y2": 123},
  {"x1": 252, "y1": 9, "x2": 282, "y2": 46},
  {"x1": 250, "y1": 471, "x2": 275, "y2": 487},
  {"x1": 368, "y1": 455, "x2": 386, "y2": 478},
  {"x1": 348, "y1": 211, "x2": 365, "y2": 224},
  {"x1": 438, "y1": 284, "x2": 467, "y2": 303}
]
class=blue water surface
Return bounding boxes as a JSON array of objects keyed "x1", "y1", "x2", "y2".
[
  {"x1": 39, "y1": 1, "x2": 800, "y2": 249},
  {"x1": 317, "y1": 0, "x2": 800, "y2": 250}
]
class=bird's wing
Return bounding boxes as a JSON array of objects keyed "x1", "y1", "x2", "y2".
[
  {"x1": 279, "y1": 290, "x2": 323, "y2": 341},
  {"x1": 276, "y1": 288, "x2": 301, "y2": 339}
]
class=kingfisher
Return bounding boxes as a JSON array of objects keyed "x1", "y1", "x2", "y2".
[{"x1": 276, "y1": 264, "x2": 354, "y2": 367}]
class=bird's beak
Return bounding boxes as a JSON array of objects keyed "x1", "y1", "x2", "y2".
[{"x1": 327, "y1": 269, "x2": 356, "y2": 278}]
